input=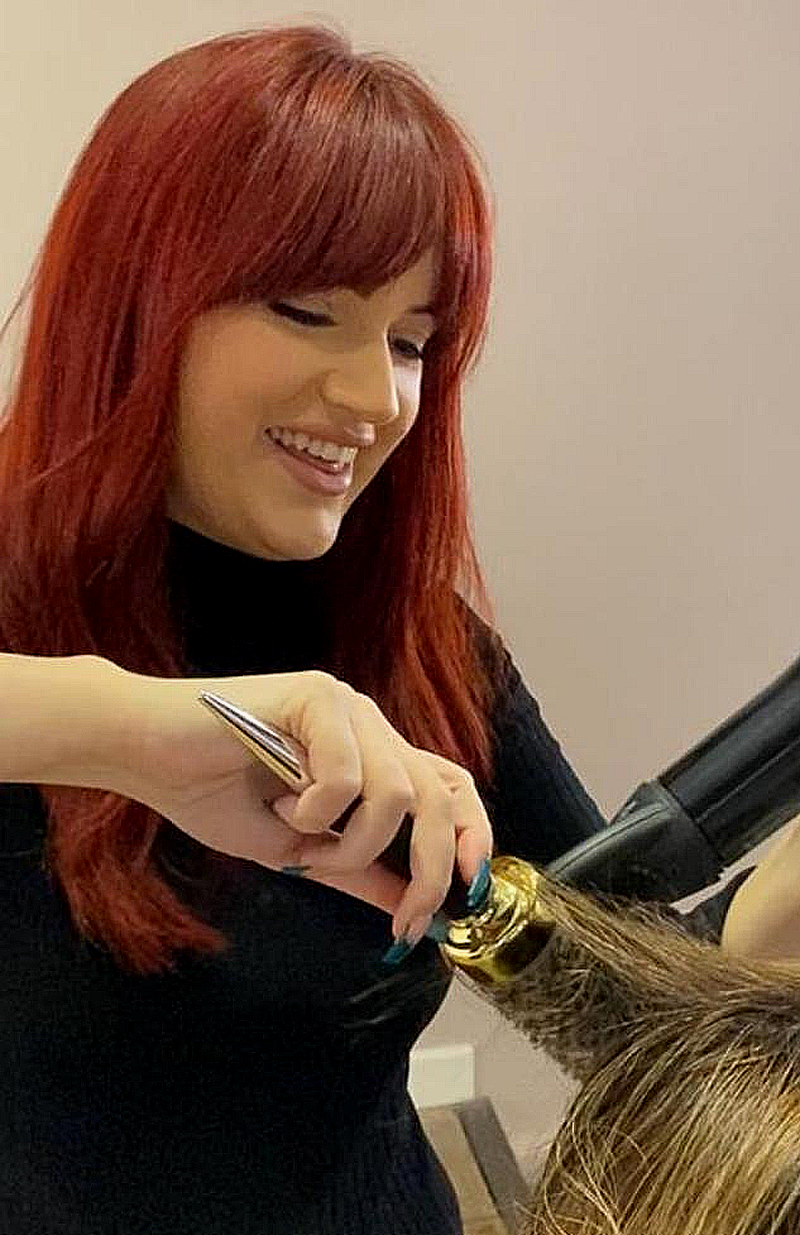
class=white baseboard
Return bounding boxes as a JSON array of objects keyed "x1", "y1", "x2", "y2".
[{"x1": 408, "y1": 1042, "x2": 475, "y2": 1109}]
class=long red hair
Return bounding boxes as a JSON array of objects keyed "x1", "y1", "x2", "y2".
[{"x1": 0, "y1": 24, "x2": 498, "y2": 974}]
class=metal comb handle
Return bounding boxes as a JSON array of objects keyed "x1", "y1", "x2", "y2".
[{"x1": 198, "y1": 691, "x2": 310, "y2": 788}]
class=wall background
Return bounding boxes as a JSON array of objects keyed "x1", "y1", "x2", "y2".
[{"x1": 3, "y1": 0, "x2": 799, "y2": 1180}]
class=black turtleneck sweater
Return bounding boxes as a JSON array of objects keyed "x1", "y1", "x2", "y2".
[{"x1": 0, "y1": 520, "x2": 754, "y2": 1234}]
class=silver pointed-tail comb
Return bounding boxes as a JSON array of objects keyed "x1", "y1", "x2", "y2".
[{"x1": 197, "y1": 690, "x2": 311, "y2": 790}]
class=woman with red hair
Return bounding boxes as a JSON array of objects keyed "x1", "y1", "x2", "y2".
[{"x1": 0, "y1": 24, "x2": 756, "y2": 1235}]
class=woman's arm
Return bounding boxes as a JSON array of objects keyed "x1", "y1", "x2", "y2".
[
  {"x1": 719, "y1": 815, "x2": 800, "y2": 961},
  {"x1": 475, "y1": 642, "x2": 607, "y2": 864},
  {"x1": 0, "y1": 652, "x2": 129, "y2": 787}
]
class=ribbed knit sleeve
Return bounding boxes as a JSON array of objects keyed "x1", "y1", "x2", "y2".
[{"x1": 477, "y1": 645, "x2": 607, "y2": 863}]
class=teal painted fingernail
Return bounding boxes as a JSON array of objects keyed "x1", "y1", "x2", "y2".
[
  {"x1": 381, "y1": 936, "x2": 413, "y2": 966},
  {"x1": 467, "y1": 857, "x2": 491, "y2": 911},
  {"x1": 425, "y1": 911, "x2": 451, "y2": 943},
  {"x1": 280, "y1": 865, "x2": 311, "y2": 877}
]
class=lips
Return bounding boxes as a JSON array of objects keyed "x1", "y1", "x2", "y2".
[
  {"x1": 266, "y1": 425, "x2": 360, "y2": 465},
  {"x1": 262, "y1": 430, "x2": 354, "y2": 496},
  {"x1": 271, "y1": 438, "x2": 348, "y2": 473}
]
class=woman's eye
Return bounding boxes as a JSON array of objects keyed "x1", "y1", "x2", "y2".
[
  {"x1": 391, "y1": 338, "x2": 425, "y2": 362},
  {"x1": 270, "y1": 302, "x2": 331, "y2": 326},
  {"x1": 270, "y1": 303, "x2": 425, "y2": 362}
]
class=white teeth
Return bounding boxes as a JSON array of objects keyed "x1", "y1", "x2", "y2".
[{"x1": 267, "y1": 426, "x2": 357, "y2": 465}]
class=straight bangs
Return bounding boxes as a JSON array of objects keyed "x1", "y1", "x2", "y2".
[{"x1": 184, "y1": 33, "x2": 491, "y2": 367}]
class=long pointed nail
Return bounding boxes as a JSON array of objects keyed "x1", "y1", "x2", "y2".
[
  {"x1": 381, "y1": 936, "x2": 413, "y2": 965},
  {"x1": 424, "y1": 911, "x2": 451, "y2": 943},
  {"x1": 467, "y1": 857, "x2": 491, "y2": 911}
]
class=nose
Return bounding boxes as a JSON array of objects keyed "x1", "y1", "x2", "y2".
[{"x1": 320, "y1": 342, "x2": 401, "y2": 430}]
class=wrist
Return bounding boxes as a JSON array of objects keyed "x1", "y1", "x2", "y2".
[
  {"x1": 91, "y1": 660, "x2": 163, "y2": 800},
  {"x1": 48, "y1": 654, "x2": 141, "y2": 792},
  {"x1": 0, "y1": 653, "x2": 134, "y2": 790}
]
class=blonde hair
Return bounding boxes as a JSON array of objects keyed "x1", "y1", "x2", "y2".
[{"x1": 476, "y1": 870, "x2": 800, "y2": 1234}]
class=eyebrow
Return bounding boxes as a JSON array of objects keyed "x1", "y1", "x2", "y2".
[{"x1": 407, "y1": 303, "x2": 437, "y2": 318}]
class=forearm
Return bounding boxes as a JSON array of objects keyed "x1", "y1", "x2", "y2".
[
  {"x1": 0, "y1": 652, "x2": 130, "y2": 789},
  {"x1": 720, "y1": 815, "x2": 800, "y2": 962}
]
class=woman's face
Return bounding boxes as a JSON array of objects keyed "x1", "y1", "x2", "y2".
[{"x1": 166, "y1": 250, "x2": 437, "y2": 560}]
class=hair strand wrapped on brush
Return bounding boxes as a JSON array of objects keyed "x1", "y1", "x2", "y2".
[{"x1": 467, "y1": 865, "x2": 800, "y2": 1235}]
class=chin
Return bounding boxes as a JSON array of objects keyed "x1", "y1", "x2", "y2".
[
  {"x1": 282, "y1": 539, "x2": 336, "y2": 561},
  {"x1": 249, "y1": 519, "x2": 341, "y2": 562}
]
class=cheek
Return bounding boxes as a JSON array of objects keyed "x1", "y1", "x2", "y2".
[
  {"x1": 382, "y1": 382, "x2": 421, "y2": 458},
  {"x1": 178, "y1": 316, "x2": 312, "y2": 436},
  {"x1": 355, "y1": 407, "x2": 419, "y2": 489}
]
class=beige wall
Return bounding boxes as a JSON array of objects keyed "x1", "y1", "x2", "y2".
[{"x1": 3, "y1": 0, "x2": 799, "y2": 1180}]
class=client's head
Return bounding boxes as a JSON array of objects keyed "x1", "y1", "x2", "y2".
[{"x1": 493, "y1": 871, "x2": 800, "y2": 1235}]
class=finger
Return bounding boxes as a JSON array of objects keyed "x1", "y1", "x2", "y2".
[
  {"x1": 288, "y1": 701, "x2": 363, "y2": 833},
  {"x1": 390, "y1": 777, "x2": 457, "y2": 942},
  {"x1": 410, "y1": 753, "x2": 494, "y2": 887},
  {"x1": 294, "y1": 755, "x2": 415, "y2": 870},
  {"x1": 286, "y1": 696, "x2": 413, "y2": 864},
  {"x1": 448, "y1": 778, "x2": 494, "y2": 887}
]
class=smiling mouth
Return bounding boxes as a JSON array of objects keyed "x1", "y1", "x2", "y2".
[
  {"x1": 263, "y1": 429, "x2": 356, "y2": 495},
  {"x1": 265, "y1": 426, "x2": 358, "y2": 471}
]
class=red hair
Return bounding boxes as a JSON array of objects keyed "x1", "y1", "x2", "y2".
[{"x1": 0, "y1": 24, "x2": 498, "y2": 974}]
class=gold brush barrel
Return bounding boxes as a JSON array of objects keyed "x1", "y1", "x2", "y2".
[{"x1": 439, "y1": 856, "x2": 557, "y2": 987}]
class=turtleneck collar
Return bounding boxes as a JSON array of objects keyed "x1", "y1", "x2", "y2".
[{"x1": 164, "y1": 518, "x2": 332, "y2": 678}]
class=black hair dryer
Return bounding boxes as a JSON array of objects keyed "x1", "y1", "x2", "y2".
[{"x1": 546, "y1": 655, "x2": 800, "y2": 902}]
